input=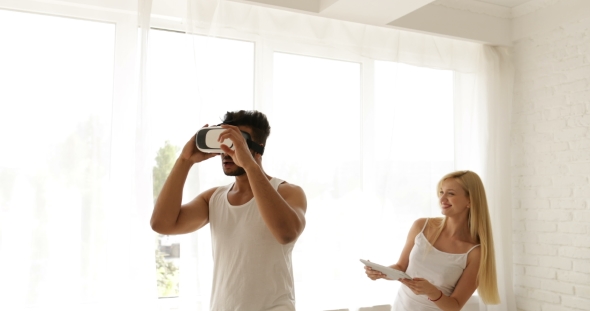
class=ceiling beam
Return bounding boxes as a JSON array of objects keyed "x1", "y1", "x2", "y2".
[
  {"x1": 229, "y1": 0, "x2": 436, "y2": 27},
  {"x1": 387, "y1": 2, "x2": 512, "y2": 47}
]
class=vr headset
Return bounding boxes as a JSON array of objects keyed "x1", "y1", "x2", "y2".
[{"x1": 195, "y1": 125, "x2": 265, "y2": 155}]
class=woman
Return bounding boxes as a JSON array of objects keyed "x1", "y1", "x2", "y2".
[{"x1": 364, "y1": 170, "x2": 500, "y2": 310}]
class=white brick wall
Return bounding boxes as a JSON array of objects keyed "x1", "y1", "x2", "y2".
[{"x1": 512, "y1": 3, "x2": 590, "y2": 311}]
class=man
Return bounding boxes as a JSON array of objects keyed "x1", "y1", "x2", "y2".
[{"x1": 150, "y1": 110, "x2": 307, "y2": 311}]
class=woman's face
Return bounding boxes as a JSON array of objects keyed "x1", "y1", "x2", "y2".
[{"x1": 439, "y1": 178, "x2": 470, "y2": 216}]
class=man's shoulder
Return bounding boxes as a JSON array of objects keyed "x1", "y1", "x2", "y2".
[
  {"x1": 276, "y1": 180, "x2": 306, "y2": 207},
  {"x1": 277, "y1": 180, "x2": 304, "y2": 193},
  {"x1": 201, "y1": 184, "x2": 228, "y2": 202}
]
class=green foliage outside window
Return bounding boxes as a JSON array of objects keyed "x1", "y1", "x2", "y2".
[
  {"x1": 153, "y1": 141, "x2": 180, "y2": 297},
  {"x1": 156, "y1": 240, "x2": 179, "y2": 297}
]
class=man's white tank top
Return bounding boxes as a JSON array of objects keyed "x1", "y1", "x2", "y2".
[
  {"x1": 393, "y1": 218, "x2": 480, "y2": 311},
  {"x1": 208, "y1": 177, "x2": 296, "y2": 311}
]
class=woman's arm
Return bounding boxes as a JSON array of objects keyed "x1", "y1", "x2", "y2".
[
  {"x1": 437, "y1": 246, "x2": 481, "y2": 310},
  {"x1": 391, "y1": 218, "x2": 428, "y2": 272},
  {"x1": 364, "y1": 218, "x2": 427, "y2": 280}
]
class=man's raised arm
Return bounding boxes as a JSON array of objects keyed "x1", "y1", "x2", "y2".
[{"x1": 150, "y1": 133, "x2": 217, "y2": 235}]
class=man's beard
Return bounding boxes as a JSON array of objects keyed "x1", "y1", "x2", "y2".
[
  {"x1": 222, "y1": 152, "x2": 254, "y2": 177},
  {"x1": 224, "y1": 166, "x2": 246, "y2": 176}
]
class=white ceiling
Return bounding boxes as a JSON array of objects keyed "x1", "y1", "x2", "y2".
[{"x1": 230, "y1": 0, "x2": 539, "y2": 46}]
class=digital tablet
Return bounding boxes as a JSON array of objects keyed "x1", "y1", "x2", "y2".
[{"x1": 360, "y1": 259, "x2": 412, "y2": 280}]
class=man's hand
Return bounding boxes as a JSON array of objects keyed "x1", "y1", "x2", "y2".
[
  {"x1": 217, "y1": 124, "x2": 258, "y2": 169},
  {"x1": 181, "y1": 124, "x2": 219, "y2": 164}
]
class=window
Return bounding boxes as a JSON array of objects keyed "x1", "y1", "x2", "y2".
[
  {"x1": 147, "y1": 28, "x2": 255, "y2": 302},
  {"x1": 0, "y1": 8, "x2": 454, "y2": 308},
  {"x1": 266, "y1": 56, "x2": 455, "y2": 309},
  {"x1": 270, "y1": 52, "x2": 363, "y2": 310},
  {"x1": 0, "y1": 8, "x2": 115, "y2": 305},
  {"x1": 373, "y1": 61, "x2": 454, "y2": 217},
  {"x1": 146, "y1": 36, "x2": 454, "y2": 309}
]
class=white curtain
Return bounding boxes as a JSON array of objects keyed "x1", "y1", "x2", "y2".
[
  {"x1": 453, "y1": 45, "x2": 517, "y2": 311},
  {"x1": 169, "y1": 1, "x2": 517, "y2": 310},
  {"x1": 0, "y1": 0, "x2": 515, "y2": 310},
  {"x1": 0, "y1": 0, "x2": 158, "y2": 310}
]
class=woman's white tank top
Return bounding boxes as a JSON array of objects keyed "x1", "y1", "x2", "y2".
[{"x1": 393, "y1": 218, "x2": 480, "y2": 311}]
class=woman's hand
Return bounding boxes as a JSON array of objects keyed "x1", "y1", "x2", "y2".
[
  {"x1": 399, "y1": 277, "x2": 440, "y2": 298},
  {"x1": 364, "y1": 261, "x2": 391, "y2": 281}
]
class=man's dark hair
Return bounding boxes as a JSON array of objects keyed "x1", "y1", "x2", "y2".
[{"x1": 222, "y1": 110, "x2": 271, "y2": 145}]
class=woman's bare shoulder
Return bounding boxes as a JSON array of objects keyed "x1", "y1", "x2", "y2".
[
  {"x1": 466, "y1": 244, "x2": 481, "y2": 265},
  {"x1": 411, "y1": 217, "x2": 428, "y2": 231},
  {"x1": 422, "y1": 217, "x2": 444, "y2": 234},
  {"x1": 429, "y1": 217, "x2": 444, "y2": 226}
]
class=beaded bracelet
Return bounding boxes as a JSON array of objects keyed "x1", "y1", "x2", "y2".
[{"x1": 428, "y1": 290, "x2": 443, "y2": 302}]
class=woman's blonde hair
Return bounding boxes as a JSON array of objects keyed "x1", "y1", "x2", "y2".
[{"x1": 431, "y1": 170, "x2": 500, "y2": 304}]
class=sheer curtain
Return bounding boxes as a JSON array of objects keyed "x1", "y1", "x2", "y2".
[
  {"x1": 0, "y1": 1, "x2": 157, "y2": 310},
  {"x1": 0, "y1": 0, "x2": 515, "y2": 310},
  {"x1": 164, "y1": 0, "x2": 516, "y2": 310}
]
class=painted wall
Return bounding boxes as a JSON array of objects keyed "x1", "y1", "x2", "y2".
[{"x1": 511, "y1": 1, "x2": 590, "y2": 310}]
